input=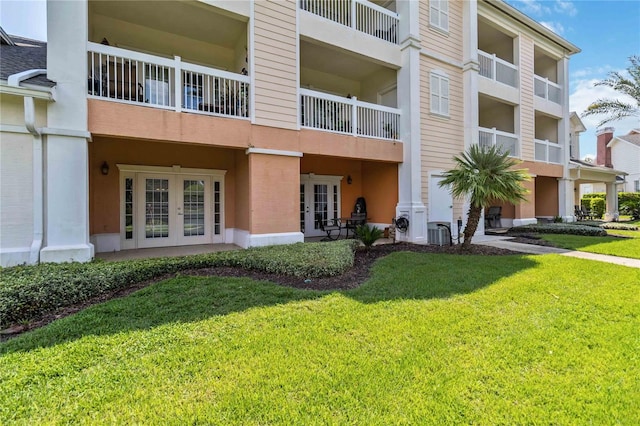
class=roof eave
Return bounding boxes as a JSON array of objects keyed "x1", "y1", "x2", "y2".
[{"x1": 486, "y1": 0, "x2": 581, "y2": 55}]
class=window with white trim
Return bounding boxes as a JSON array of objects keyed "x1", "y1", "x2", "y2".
[
  {"x1": 430, "y1": 0, "x2": 449, "y2": 32},
  {"x1": 430, "y1": 72, "x2": 450, "y2": 116},
  {"x1": 634, "y1": 180, "x2": 640, "y2": 192}
]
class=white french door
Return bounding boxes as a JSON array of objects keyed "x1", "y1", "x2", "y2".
[
  {"x1": 120, "y1": 166, "x2": 225, "y2": 250},
  {"x1": 137, "y1": 174, "x2": 214, "y2": 248},
  {"x1": 300, "y1": 175, "x2": 342, "y2": 237}
]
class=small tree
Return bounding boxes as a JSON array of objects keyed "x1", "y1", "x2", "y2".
[
  {"x1": 439, "y1": 145, "x2": 530, "y2": 250},
  {"x1": 582, "y1": 55, "x2": 640, "y2": 127},
  {"x1": 355, "y1": 224, "x2": 384, "y2": 249}
]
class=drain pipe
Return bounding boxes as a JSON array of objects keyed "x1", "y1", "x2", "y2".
[{"x1": 8, "y1": 69, "x2": 48, "y2": 264}]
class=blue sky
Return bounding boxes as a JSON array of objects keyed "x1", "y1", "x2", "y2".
[{"x1": 1, "y1": 0, "x2": 639, "y2": 158}]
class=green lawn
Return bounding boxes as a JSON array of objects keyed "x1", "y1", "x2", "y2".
[
  {"x1": 2, "y1": 253, "x2": 639, "y2": 424},
  {"x1": 541, "y1": 226, "x2": 640, "y2": 259}
]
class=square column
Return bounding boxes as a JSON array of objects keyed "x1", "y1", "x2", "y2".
[
  {"x1": 395, "y1": 0, "x2": 426, "y2": 243},
  {"x1": 40, "y1": 0, "x2": 93, "y2": 262},
  {"x1": 604, "y1": 182, "x2": 619, "y2": 221},
  {"x1": 513, "y1": 179, "x2": 537, "y2": 226},
  {"x1": 239, "y1": 148, "x2": 303, "y2": 248}
]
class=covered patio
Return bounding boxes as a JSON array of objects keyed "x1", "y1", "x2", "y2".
[{"x1": 569, "y1": 159, "x2": 627, "y2": 221}]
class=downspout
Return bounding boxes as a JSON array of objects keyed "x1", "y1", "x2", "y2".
[{"x1": 8, "y1": 69, "x2": 48, "y2": 264}]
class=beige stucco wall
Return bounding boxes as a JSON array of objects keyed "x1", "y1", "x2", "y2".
[{"x1": 253, "y1": 0, "x2": 298, "y2": 130}]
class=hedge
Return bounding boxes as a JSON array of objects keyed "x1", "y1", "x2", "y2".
[
  {"x1": 510, "y1": 223, "x2": 608, "y2": 236},
  {"x1": 0, "y1": 240, "x2": 358, "y2": 328},
  {"x1": 619, "y1": 192, "x2": 640, "y2": 220}
]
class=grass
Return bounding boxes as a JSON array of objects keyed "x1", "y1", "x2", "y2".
[
  {"x1": 2, "y1": 252, "x2": 640, "y2": 424},
  {"x1": 540, "y1": 224, "x2": 640, "y2": 259}
]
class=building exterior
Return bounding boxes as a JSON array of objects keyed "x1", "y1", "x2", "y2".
[
  {"x1": 0, "y1": 0, "x2": 580, "y2": 267},
  {"x1": 608, "y1": 129, "x2": 640, "y2": 193}
]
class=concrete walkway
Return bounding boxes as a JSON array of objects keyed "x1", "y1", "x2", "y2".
[
  {"x1": 96, "y1": 243, "x2": 240, "y2": 262},
  {"x1": 474, "y1": 236, "x2": 640, "y2": 269}
]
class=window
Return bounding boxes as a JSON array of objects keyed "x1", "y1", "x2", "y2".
[
  {"x1": 430, "y1": 72, "x2": 450, "y2": 116},
  {"x1": 634, "y1": 180, "x2": 640, "y2": 192},
  {"x1": 430, "y1": 0, "x2": 449, "y2": 32}
]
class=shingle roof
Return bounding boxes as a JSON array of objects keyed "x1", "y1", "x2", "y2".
[
  {"x1": 0, "y1": 33, "x2": 54, "y2": 87},
  {"x1": 617, "y1": 132, "x2": 640, "y2": 148}
]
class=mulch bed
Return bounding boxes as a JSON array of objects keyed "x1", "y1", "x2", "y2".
[{"x1": 1, "y1": 242, "x2": 516, "y2": 340}]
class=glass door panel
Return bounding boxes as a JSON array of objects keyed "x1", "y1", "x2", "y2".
[{"x1": 176, "y1": 176, "x2": 212, "y2": 245}]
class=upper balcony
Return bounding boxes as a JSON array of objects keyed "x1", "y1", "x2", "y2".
[
  {"x1": 478, "y1": 18, "x2": 519, "y2": 104},
  {"x1": 299, "y1": 40, "x2": 400, "y2": 142},
  {"x1": 300, "y1": 0, "x2": 399, "y2": 44},
  {"x1": 533, "y1": 47, "x2": 564, "y2": 117},
  {"x1": 478, "y1": 94, "x2": 519, "y2": 158},
  {"x1": 534, "y1": 112, "x2": 562, "y2": 164},
  {"x1": 299, "y1": 0, "x2": 401, "y2": 68},
  {"x1": 87, "y1": 1, "x2": 249, "y2": 120}
]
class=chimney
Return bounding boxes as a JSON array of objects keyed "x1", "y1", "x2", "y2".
[{"x1": 596, "y1": 127, "x2": 614, "y2": 167}]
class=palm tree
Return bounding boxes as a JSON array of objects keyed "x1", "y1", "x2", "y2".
[
  {"x1": 582, "y1": 55, "x2": 640, "y2": 127},
  {"x1": 439, "y1": 145, "x2": 529, "y2": 250}
]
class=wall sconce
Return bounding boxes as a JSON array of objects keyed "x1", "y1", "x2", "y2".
[
  {"x1": 101, "y1": 161, "x2": 110, "y2": 176},
  {"x1": 347, "y1": 175, "x2": 352, "y2": 185}
]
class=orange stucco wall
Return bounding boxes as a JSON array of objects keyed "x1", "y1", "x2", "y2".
[
  {"x1": 535, "y1": 176, "x2": 559, "y2": 217},
  {"x1": 88, "y1": 100, "x2": 403, "y2": 163},
  {"x1": 521, "y1": 160, "x2": 563, "y2": 178},
  {"x1": 301, "y1": 156, "x2": 398, "y2": 223},
  {"x1": 89, "y1": 137, "x2": 239, "y2": 235},
  {"x1": 361, "y1": 161, "x2": 398, "y2": 224},
  {"x1": 248, "y1": 153, "x2": 300, "y2": 234},
  {"x1": 515, "y1": 179, "x2": 536, "y2": 219}
]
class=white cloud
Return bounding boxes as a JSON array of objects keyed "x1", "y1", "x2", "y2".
[
  {"x1": 540, "y1": 21, "x2": 565, "y2": 35},
  {"x1": 554, "y1": 0, "x2": 578, "y2": 17}
]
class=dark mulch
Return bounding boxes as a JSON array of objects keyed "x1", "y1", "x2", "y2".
[{"x1": 1, "y1": 242, "x2": 516, "y2": 340}]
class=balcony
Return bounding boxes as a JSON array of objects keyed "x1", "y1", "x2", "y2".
[
  {"x1": 479, "y1": 127, "x2": 519, "y2": 158},
  {"x1": 300, "y1": 88, "x2": 400, "y2": 141},
  {"x1": 534, "y1": 76, "x2": 561, "y2": 104},
  {"x1": 478, "y1": 50, "x2": 518, "y2": 88},
  {"x1": 300, "y1": 0, "x2": 399, "y2": 44},
  {"x1": 535, "y1": 139, "x2": 563, "y2": 164},
  {"x1": 87, "y1": 43, "x2": 249, "y2": 120}
]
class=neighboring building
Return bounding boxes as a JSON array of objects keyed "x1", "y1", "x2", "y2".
[
  {"x1": 569, "y1": 124, "x2": 627, "y2": 219},
  {"x1": 608, "y1": 129, "x2": 640, "y2": 193},
  {"x1": 0, "y1": 0, "x2": 580, "y2": 266}
]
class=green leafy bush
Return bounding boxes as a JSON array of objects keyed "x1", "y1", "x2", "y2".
[
  {"x1": 355, "y1": 225, "x2": 384, "y2": 248},
  {"x1": 619, "y1": 192, "x2": 640, "y2": 220},
  {"x1": 510, "y1": 223, "x2": 608, "y2": 236},
  {"x1": 600, "y1": 222, "x2": 639, "y2": 230},
  {"x1": 0, "y1": 241, "x2": 357, "y2": 327},
  {"x1": 590, "y1": 198, "x2": 605, "y2": 219}
]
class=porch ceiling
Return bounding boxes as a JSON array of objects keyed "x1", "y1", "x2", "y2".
[
  {"x1": 89, "y1": 1, "x2": 246, "y2": 48},
  {"x1": 300, "y1": 39, "x2": 392, "y2": 82}
]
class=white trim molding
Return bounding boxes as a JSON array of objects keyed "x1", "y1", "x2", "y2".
[
  {"x1": 116, "y1": 164, "x2": 227, "y2": 176},
  {"x1": 245, "y1": 147, "x2": 303, "y2": 157},
  {"x1": 239, "y1": 232, "x2": 304, "y2": 248}
]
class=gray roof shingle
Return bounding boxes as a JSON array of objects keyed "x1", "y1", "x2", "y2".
[{"x1": 0, "y1": 33, "x2": 54, "y2": 87}]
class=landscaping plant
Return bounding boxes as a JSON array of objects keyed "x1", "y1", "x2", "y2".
[
  {"x1": 439, "y1": 145, "x2": 529, "y2": 250},
  {"x1": 355, "y1": 224, "x2": 384, "y2": 249}
]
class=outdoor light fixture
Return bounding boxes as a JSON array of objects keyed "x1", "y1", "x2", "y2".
[
  {"x1": 347, "y1": 175, "x2": 352, "y2": 184},
  {"x1": 101, "y1": 161, "x2": 110, "y2": 175}
]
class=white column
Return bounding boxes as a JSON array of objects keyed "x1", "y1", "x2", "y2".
[
  {"x1": 604, "y1": 182, "x2": 619, "y2": 221},
  {"x1": 462, "y1": 0, "x2": 483, "y2": 235},
  {"x1": 395, "y1": 0, "x2": 426, "y2": 243},
  {"x1": 40, "y1": 0, "x2": 94, "y2": 263},
  {"x1": 558, "y1": 55, "x2": 573, "y2": 221},
  {"x1": 558, "y1": 178, "x2": 575, "y2": 222}
]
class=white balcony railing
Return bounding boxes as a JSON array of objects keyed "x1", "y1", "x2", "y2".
[
  {"x1": 87, "y1": 42, "x2": 250, "y2": 119},
  {"x1": 534, "y1": 75, "x2": 562, "y2": 104},
  {"x1": 478, "y1": 127, "x2": 519, "y2": 157},
  {"x1": 300, "y1": 88, "x2": 400, "y2": 140},
  {"x1": 535, "y1": 139, "x2": 563, "y2": 164},
  {"x1": 300, "y1": 0, "x2": 399, "y2": 44},
  {"x1": 478, "y1": 50, "x2": 518, "y2": 88}
]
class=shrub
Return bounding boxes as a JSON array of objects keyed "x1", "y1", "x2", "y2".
[
  {"x1": 590, "y1": 198, "x2": 606, "y2": 219},
  {"x1": 355, "y1": 225, "x2": 384, "y2": 248},
  {"x1": 600, "y1": 222, "x2": 639, "y2": 231},
  {"x1": 619, "y1": 192, "x2": 640, "y2": 220},
  {"x1": 0, "y1": 241, "x2": 357, "y2": 328},
  {"x1": 510, "y1": 223, "x2": 608, "y2": 236},
  {"x1": 553, "y1": 216, "x2": 563, "y2": 223}
]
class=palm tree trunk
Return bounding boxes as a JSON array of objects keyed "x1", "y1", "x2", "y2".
[{"x1": 461, "y1": 205, "x2": 483, "y2": 251}]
